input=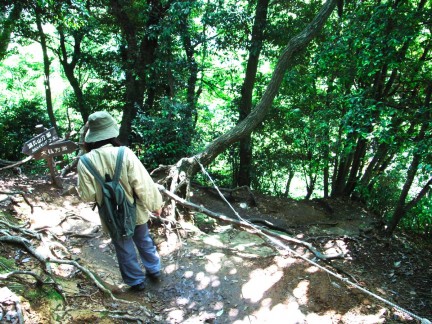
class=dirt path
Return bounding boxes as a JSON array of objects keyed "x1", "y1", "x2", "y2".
[{"x1": 0, "y1": 174, "x2": 431, "y2": 323}]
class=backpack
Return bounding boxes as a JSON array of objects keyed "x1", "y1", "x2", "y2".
[{"x1": 80, "y1": 146, "x2": 136, "y2": 241}]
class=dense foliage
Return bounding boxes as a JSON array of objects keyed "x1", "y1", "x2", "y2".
[{"x1": 0, "y1": 0, "x2": 431, "y2": 236}]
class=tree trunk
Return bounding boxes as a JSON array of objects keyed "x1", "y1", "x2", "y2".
[
  {"x1": 58, "y1": 27, "x2": 89, "y2": 122},
  {"x1": 0, "y1": 3, "x2": 23, "y2": 61},
  {"x1": 35, "y1": 5, "x2": 59, "y2": 135},
  {"x1": 109, "y1": 0, "x2": 169, "y2": 145},
  {"x1": 332, "y1": 149, "x2": 354, "y2": 197},
  {"x1": 386, "y1": 84, "x2": 431, "y2": 235},
  {"x1": 305, "y1": 174, "x2": 317, "y2": 200},
  {"x1": 283, "y1": 169, "x2": 295, "y2": 198},
  {"x1": 343, "y1": 137, "x2": 367, "y2": 196},
  {"x1": 237, "y1": 0, "x2": 270, "y2": 187},
  {"x1": 179, "y1": 18, "x2": 200, "y2": 151},
  {"x1": 386, "y1": 150, "x2": 421, "y2": 235}
]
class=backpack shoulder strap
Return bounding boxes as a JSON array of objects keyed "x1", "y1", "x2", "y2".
[
  {"x1": 80, "y1": 154, "x2": 105, "y2": 187},
  {"x1": 112, "y1": 146, "x2": 125, "y2": 184}
]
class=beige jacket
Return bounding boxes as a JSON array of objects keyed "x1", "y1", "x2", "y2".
[{"x1": 77, "y1": 144, "x2": 163, "y2": 227}]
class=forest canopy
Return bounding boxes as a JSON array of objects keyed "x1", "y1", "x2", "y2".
[{"x1": 0, "y1": 0, "x2": 431, "y2": 236}]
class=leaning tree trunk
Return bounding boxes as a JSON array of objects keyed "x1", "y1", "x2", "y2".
[
  {"x1": 386, "y1": 84, "x2": 432, "y2": 236},
  {"x1": 197, "y1": 0, "x2": 337, "y2": 167},
  {"x1": 160, "y1": 0, "x2": 338, "y2": 207}
]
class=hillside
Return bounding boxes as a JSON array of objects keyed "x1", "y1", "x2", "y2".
[{"x1": 0, "y1": 172, "x2": 431, "y2": 323}]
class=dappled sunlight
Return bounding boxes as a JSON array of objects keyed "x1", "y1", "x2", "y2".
[
  {"x1": 202, "y1": 234, "x2": 225, "y2": 248},
  {"x1": 195, "y1": 271, "x2": 220, "y2": 290},
  {"x1": 341, "y1": 307, "x2": 387, "y2": 324},
  {"x1": 292, "y1": 279, "x2": 310, "y2": 305},
  {"x1": 274, "y1": 255, "x2": 297, "y2": 267},
  {"x1": 204, "y1": 252, "x2": 224, "y2": 273},
  {"x1": 0, "y1": 179, "x2": 420, "y2": 324},
  {"x1": 242, "y1": 265, "x2": 284, "y2": 303},
  {"x1": 306, "y1": 265, "x2": 320, "y2": 273},
  {"x1": 150, "y1": 231, "x2": 384, "y2": 323},
  {"x1": 305, "y1": 311, "x2": 340, "y2": 323},
  {"x1": 232, "y1": 299, "x2": 305, "y2": 324}
]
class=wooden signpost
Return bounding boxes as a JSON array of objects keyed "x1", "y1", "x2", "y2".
[
  {"x1": 32, "y1": 140, "x2": 78, "y2": 160},
  {"x1": 21, "y1": 127, "x2": 59, "y2": 156},
  {"x1": 22, "y1": 125, "x2": 78, "y2": 189}
]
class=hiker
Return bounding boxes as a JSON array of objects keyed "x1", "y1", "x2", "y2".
[{"x1": 77, "y1": 111, "x2": 163, "y2": 291}]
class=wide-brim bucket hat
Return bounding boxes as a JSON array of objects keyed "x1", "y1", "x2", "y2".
[{"x1": 85, "y1": 111, "x2": 119, "y2": 143}]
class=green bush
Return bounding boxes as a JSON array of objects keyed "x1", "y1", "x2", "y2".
[
  {"x1": 402, "y1": 195, "x2": 432, "y2": 236},
  {"x1": 131, "y1": 101, "x2": 195, "y2": 169},
  {"x1": 359, "y1": 169, "x2": 402, "y2": 219},
  {"x1": 0, "y1": 98, "x2": 50, "y2": 161}
]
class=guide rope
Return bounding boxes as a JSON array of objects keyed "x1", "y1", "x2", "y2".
[{"x1": 195, "y1": 158, "x2": 431, "y2": 324}]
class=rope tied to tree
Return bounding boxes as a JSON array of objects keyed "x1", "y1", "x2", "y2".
[{"x1": 194, "y1": 158, "x2": 431, "y2": 324}]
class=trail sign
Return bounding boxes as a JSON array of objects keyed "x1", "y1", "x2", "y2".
[
  {"x1": 33, "y1": 140, "x2": 78, "y2": 160},
  {"x1": 22, "y1": 127, "x2": 59, "y2": 155}
]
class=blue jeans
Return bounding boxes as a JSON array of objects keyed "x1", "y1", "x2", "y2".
[{"x1": 112, "y1": 223, "x2": 161, "y2": 286}]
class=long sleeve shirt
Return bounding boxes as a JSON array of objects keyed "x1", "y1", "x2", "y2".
[{"x1": 77, "y1": 144, "x2": 163, "y2": 227}]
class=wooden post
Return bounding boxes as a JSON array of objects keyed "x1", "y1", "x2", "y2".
[{"x1": 35, "y1": 125, "x2": 63, "y2": 189}]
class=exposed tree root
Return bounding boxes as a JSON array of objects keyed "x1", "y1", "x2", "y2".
[
  {"x1": 0, "y1": 220, "x2": 41, "y2": 239},
  {"x1": 0, "y1": 156, "x2": 33, "y2": 171},
  {"x1": 194, "y1": 184, "x2": 258, "y2": 207},
  {"x1": 156, "y1": 184, "x2": 344, "y2": 260},
  {"x1": 0, "y1": 191, "x2": 36, "y2": 213},
  {"x1": 0, "y1": 270, "x2": 46, "y2": 285},
  {"x1": 0, "y1": 222, "x2": 133, "y2": 304}
]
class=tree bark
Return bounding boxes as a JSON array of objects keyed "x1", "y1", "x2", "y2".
[
  {"x1": 58, "y1": 26, "x2": 89, "y2": 122},
  {"x1": 237, "y1": 0, "x2": 270, "y2": 187},
  {"x1": 109, "y1": 0, "x2": 171, "y2": 145},
  {"x1": 0, "y1": 3, "x2": 23, "y2": 61},
  {"x1": 35, "y1": 5, "x2": 59, "y2": 135},
  {"x1": 386, "y1": 84, "x2": 431, "y2": 235},
  {"x1": 180, "y1": 18, "x2": 200, "y2": 148}
]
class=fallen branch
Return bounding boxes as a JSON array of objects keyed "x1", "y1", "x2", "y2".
[
  {"x1": 62, "y1": 231, "x2": 101, "y2": 238},
  {"x1": 157, "y1": 185, "x2": 343, "y2": 260}
]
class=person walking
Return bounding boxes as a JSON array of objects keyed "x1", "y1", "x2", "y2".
[{"x1": 77, "y1": 111, "x2": 163, "y2": 291}]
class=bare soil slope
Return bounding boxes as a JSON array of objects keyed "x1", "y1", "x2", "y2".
[{"x1": 0, "y1": 173, "x2": 431, "y2": 323}]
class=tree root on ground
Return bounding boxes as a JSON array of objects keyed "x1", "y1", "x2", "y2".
[
  {"x1": 0, "y1": 191, "x2": 37, "y2": 214},
  {"x1": 0, "y1": 218, "x2": 136, "y2": 305},
  {"x1": 0, "y1": 270, "x2": 46, "y2": 286},
  {"x1": 193, "y1": 183, "x2": 258, "y2": 207},
  {"x1": 0, "y1": 156, "x2": 33, "y2": 171},
  {"x1": 157, "y1": 184, "x2": 344, "y2": 261}
]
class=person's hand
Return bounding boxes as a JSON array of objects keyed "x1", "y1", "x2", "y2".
[{"x1": 152, "y1": 208, "x2": 162, "y2": 217}]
